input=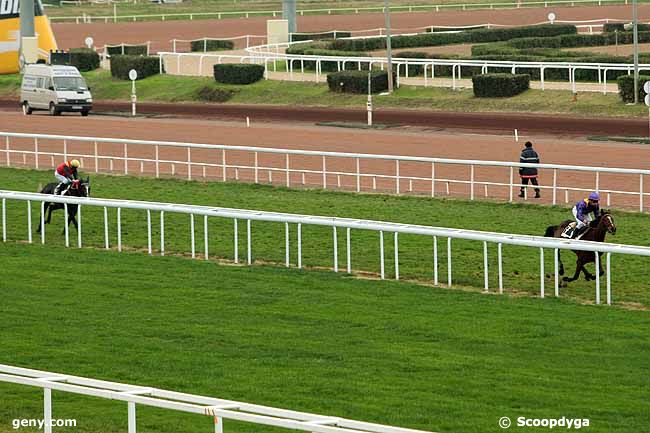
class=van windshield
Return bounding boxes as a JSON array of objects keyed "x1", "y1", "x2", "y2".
[{"x1": 53, "y1": 77, "x2": 88, "y2": 91}]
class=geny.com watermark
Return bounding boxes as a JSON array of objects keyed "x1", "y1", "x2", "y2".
[
  {"x1": 12, "y1": 418, "x2": 77, "y2": 430},
  {"x1": 499, "y1": 416, "x2": 590, "y2": 429}
]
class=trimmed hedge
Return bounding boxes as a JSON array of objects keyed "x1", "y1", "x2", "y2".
[
  {"x1": 327, "y1": 70, "x2": 394, "y2": 94},
  {"x1": 107, "y1": 45, "x2": 148, "y2": 56},
  {"x1": 110, "y1": 55, "x2": 160, "y2": 80},
  {"x1": 472, "y1": 73, "x2": 530, "y2": 97},
  {"x1": 190, "y1": 39, "x2": 234, "y2": 52},
  {"x1": 214, "y1": 64, "x2": 265, "y2": 84},
  {"x1": 617, "y1": 74, "x2": 650, "y2": 103},
  {"x1": 291, "y1": 31, "x2": 351, "y2": 42},
  {"x1": 426, "y1": 25, "x2": 486, "y2": 33},
  {"x1": 50, "y1": 48, "x2": 100, "y2": 72},
  {"x1": 603, "y1": 23, "x2": 650, "y2": 33}
]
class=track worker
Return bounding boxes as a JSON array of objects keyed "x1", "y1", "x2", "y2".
[
  {"x1": 563, "y1": 192, "x2": 601, "y2": 238},
  {"x1": 54, "y1": 159, "x2": 80, "y2": 195},
  {"x1": 518, "y1": 141, "x2": 541, "y2": 198}
]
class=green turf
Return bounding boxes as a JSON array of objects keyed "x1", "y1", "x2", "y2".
[
  {"x1": 1, "y1": 167, "x2": 649, "y2": 308},
  {"x1": 1, "y1": 242, "x2": 649, "y2": 433},
  {"x1": 2, "y1": 70, "x2": 649, "y2": 118}
]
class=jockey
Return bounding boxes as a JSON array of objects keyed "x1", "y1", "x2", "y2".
[
  {"x1": 564, "y1": 192, "x2": 600, "y2": 238},
  {"x1": 54, "y1": 159, "x2": 81, "y2": 195}
]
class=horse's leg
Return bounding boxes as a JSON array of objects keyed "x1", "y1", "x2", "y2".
[
  {"x1": 563, "y1": 256, "x2": 583, "y2": 282},
  {"x1": 36, "y1": 204, "x2": 47, "y2": 233},
  {"x1": 558, "y1": 250, "x2": 565, "y2": 276},
  {"x1": 69, "y1": 208, "x2": 78, "y2": 230},
  {"x1": 46, "y1": 204, "x2": 54, "y2": 224},
  {"x1": 598, "y1": 252, "x2": 605, "y2": 277},
  {"x1": 581, "y1": 253, "x2": 595, "y2": 281}
]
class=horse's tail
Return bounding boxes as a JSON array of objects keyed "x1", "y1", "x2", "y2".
[{"x1": 544, "y1": 225, "x2": 557, "y2": 238}]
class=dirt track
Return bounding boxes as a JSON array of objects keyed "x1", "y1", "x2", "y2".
[
  {"x1": 53, "y1": 5, "x2": 650, "y2": 51},
  {"x1": 2, "y1": 111, "x2": 649, "y2": 211}
]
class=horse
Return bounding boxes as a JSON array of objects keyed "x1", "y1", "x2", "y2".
[
  {"x1": 543, "y1": 210, "x2": 616, "y2": 283},
  {"x1": 36, "y1": 178, "x2": 91, "y2": 234}
]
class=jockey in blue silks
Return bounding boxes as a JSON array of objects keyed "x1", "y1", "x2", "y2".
[{"x1": 563, "y1": 192, "x2": 600, "y2": 238}]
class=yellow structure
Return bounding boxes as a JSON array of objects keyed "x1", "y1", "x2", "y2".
[{"x1": 0, "y1": 0, "x2": 57, "y2": 74}]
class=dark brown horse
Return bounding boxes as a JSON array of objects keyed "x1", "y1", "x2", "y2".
[
  {"x1": 36, "y1": 178, "x2": 91, "y2": 234},
  {"x1": 544, "y1": 210, "x2": 616, "y2": 283}
]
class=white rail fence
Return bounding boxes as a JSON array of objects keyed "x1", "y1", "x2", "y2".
[
  {"x1": 2, "y1": 190, "x2": 649, "y2": 305},
  {"x1": 47, "y1": 0, "x2": 631, "y2": 23},
  {"x1": 2, "y1": 132, "x2": 650, "y2": 212},
  {"x1": 0, "y1": 364, "x2": 436, "y2": 433}
]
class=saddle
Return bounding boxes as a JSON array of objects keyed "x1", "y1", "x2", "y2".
[{"x1": 561, "y1": 222, "x2": 589, "y2": 240}]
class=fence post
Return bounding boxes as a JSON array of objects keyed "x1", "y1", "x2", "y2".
[
  {"x1": 40, "y1": 201, "x2": 45, "y2": 244},
  {"x1": 394, "y1": 232, "x2": 399, "y2": 280},
  {"x1": 124, "y1": 143, "x2": 128, "y2": 175},
  {"x1": 285, "y1": 222, "x2": 290, "y2": 267},
  {"x1": 497, "y1": 243, "x2": 503, "y2": 293},
  {"x1": 222, "y1": 150, "x2": 227, "y2": 182},
  {"x1": 595, "y1": 251, "x2": 601, "y2": 305},
  {"x1": 187, "y1": 148, "x2": 192, "y2": 181},
  {"x1": 554, "y1": 248, "x2": 559, "y2": 297},
  {"x1": 509, "y1": 167, "x2": 514, "y2": 202},
  {"x1": 395, "y1": 160, "x2": 400, "y2": 194},
  {"x1": 63, "y1": 139, "x2": 68, "y2": 162},
  {"x1": 94, "y1": 141, "x2": 99, "y2": 173},
  {"x1": 433, "y1": 236, "x2": 438, "y2": 285},
  {"x1": 322, "y1": 156, "x2": 327, "y2": 189},
  {"x1": 34, "y1": 138, "x2": 39, "y2": 169},
  {"x1": 297, "y1": 223, "x2": 302, "y2": 269},
  {"x1": 606, "y1": 253, "x2": 612, "y2": 305},
  {"x1": 640, "y1": 174, "x2": 644, "y2": 212},
  {"x1": 233, "y1": 219, "x2": 239, "y2": 263},
  {"x1": 5, "y1": 136, "x2": 9, "y2": 166},
  {"x1": 247, "y1": 219, "x2": 252, "y2": 265},
  {"x1": 44, "y1": 388, "x2": 52, "y2": 433},
  {"x1": 1, "y1": 199, "x2": 5, "y2": 242},
  {"x1": 160, "y1": 211, "x2": 165, "y2": 256},
  {"x1": 379, "y1": 231, "x2": 385, "y2": 279},
  {"x1": 254, "y1": 152, "x2": 259, "y2": 183},
  {"x1": 333, "y1": 226, "x2": 338, "y2": 272},
  {"x1": 356, "y1": 158, "x2": 360, "y2": 192},
  {"x1": 552, "y1": 169, "x2": 557, "y2": 205},
  {"x1": 64, "y1": 204, "x2": 69, "y2": 247},
  {"x1": 155, "y1": 145, "x2": 160, "y2": 178},
  {"x1": 431, "y1": 162, "x2": 436, "y2": 197},
  {"x1": 27, "y1": 201, "x2": 32, "y2": 243},
  {"x1": 204, "y1": 215, "x2": 209, "y2": 260},
  {"x1": 470, "y1": 164, "x2": 475, "y2": 200},
  {"x1": 447, "y1": 238, "x2": 452, "y2": 287},
  {"x1": 346, "y1": 227, "x2": 351, "y2": 273},
  {"x1": 147, "y1": 210, "x2": 152, "y2": 255},
  {"x1": 128, "y1": 402, "x2": 136, "y2": 433},
  {"x1": 483, "y1": 241, "x2": 488, "y2": 291},
  {"x1": 190, "y1": 214, "x2": 195, "y2": 258},
  {"x1": 539, "y1": 248, "x2": 544, "y2": 298},
  {"x1": 286, "y1": 154, "x2": 290, "y2": 187}
]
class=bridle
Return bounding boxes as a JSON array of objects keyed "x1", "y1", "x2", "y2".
[{"x1": 601, "y1": 213, "x2": 616, "y2": 234}]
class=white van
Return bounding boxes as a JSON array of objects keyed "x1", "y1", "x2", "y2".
[{"x1": 20, "y1": 64, "x2": 93, "y2": 116}]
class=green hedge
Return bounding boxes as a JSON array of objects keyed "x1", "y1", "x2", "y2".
[
  {"x1": 291, "y1": 31, "x2": 351, "y2": 42},
  {"x1": 603, "y1": 23, "x2": 650, "y2": 33},
  {"x1": 617, "y1": 74, "x2": 650, "y2": 103},
  {"x1": 426, "y1": 25, "x2": 486, "y2": 32},
  {"x1": 327, "y1": 70, "x2": 394, "y2": 94},
  {"x1": 107, "y1": 45, "x2": 148, "y2": 56},
  {"x1": 190, "y1": 39, "x2": 234, "y2": 52},
  {"x1": 110, "y1": 55, "x2": 160, "y2": 80},
  {"x1": 69, "y1": 48, "x2": 100, "y2": 72},
  {"x1": 472, "y1": 73, "x2": 530, "y2": 97},
  {"x1": 329, "y1": 24, "x2": 576, "y2": 52},
  {"x1": 213, "y1": 64, "x2": 265, "y2": 84}
]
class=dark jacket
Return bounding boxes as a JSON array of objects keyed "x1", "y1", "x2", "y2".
[{"x1": 519, "y1": 147, "x2": 539, "y2": 178}]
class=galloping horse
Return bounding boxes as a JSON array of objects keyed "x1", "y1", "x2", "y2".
[
  {"x1": 544, "y1": 210, "x2": 616, "y2": 283},
  {"x1": 36, "y1": 178, "x2": 91, "y2": 234}
]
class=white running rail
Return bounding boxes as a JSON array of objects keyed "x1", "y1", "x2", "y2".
[
  {"x1": 2, "y1": 132, "x2": 650, "y2": 212},
  {"x1": 1, "y1": 189, "x2": 649, "y2": 304},
  {"x1": 0, "y1": 364, "x2": 438, "y2": 433}
]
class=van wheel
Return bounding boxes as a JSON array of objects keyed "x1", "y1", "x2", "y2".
[
  {"x1": 23, "y1": 102, "x2": 32, "y2": 115},
  {"x1": 49, "y1": 102, "x2": 60, "y2": 116},
  {"x1": 81, "y1": 110, "x2": 89, "y2": 117}
]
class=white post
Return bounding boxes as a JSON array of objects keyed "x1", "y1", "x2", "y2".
[
  {"x1": 606, "y1": 253, "x2": 612, "y2": 305},
  {"x1": 124, "y1": 143, "x2": 128, "y2": 175},
  {"x1": 160, "y1": 211, "x2": 165, "y2": 256},
  {"x1": 64, "y1": 204, "x2": 69, "y2": 247},
  {"x1": 595, "y1": 252, "x2": 601, "y2": 305},
  {"x1": 247, "y1": 219, "x2": 252, "y2": 265},
  {"x1": 395, "y1": 160, "x2": 400, "y2": 194},
  {"x1": 44, "y1": 388, "x2": 52, "y2": 433},
  {"x1": 147, "y1": 210, "x2": 152, "y2": 255},
  {"x1": 539, "y1": 248, "x2": 544, "y2": 298},
  {"x1": 356, "y1": 158, "x2": 361, "y2": 192},
  {"x1": 640, "y1": 174, "x2": 644, "y2": 212},
  {"x1": 285, "y1": 222, "x2": 290, "y2": 267},
  {"x1": 5, "y1": 136, "x2": 9, "y2": 166},
  {"x1": 285, "y1": 154, "x2": 290, "y2": 187},
  {"x1": 254, "y1": 152, "x2": 259, "y2": 184},
  {"x1": 190, "y1": 214, "x2": 195, "y2": 259},
  {"x1": 447, "y1": 238, "x2": 452, "y2": 287},
  {"x1": 297, "y1": 223, "x2": 302, "y2": 269},
  {"x1": 552, "y1": 169, "x2": 557, "y2": 206},
  {"x1": 1, "y1": 198, "x2": 4, "y2": 242},
  {"x1": 394, "y1": 232, "x2": 399, "y2": 280},
  {"x1": 187, "y1": 148, "x2": 192, "y2": 181},
  {"x1": 155, "y1": 145, "x2": 160, "y2": 178},
  {"x1": 104, "y1": 207, "x2": 109, "y2": 249},
  {"x1": 498, "y1": 243, "x2": 503, "y2": 293},
  {"x1": 483, "y1": 241, "x2": 488, "y2": 291},
  {"x1": 322, "y1": 156, "x2": 327, "y2": 189},
  {"x1": 27, "y1": 201, "x2": 32, "y2": 243},
  {"x1": 34, "y1": 138, "x2": 39, "y2": 169},
  {"x1": 204, "y1": 215, "x2": 209, "y2": 260},
  {"x1": 379, "y1": 231, "x2": 385, "y2": 279},
  {"x1": 346, "y1": 227, "x2": 351, "y2": 273},
  {"x1": 222, "y1": 150, "x2": 227, "y2": 181},
  {"x1": 554, "y1": 248, "x2": 559, "y2": 297},
  {"x1": 117, "y1": 208, "x2": 122, "y2": 252},
  {"x1": 128, "y1": 402, "x2": 136, "y2": 433},
  {"x1": 215, "y1": 417, "x2": 223, "y2": 433},
  {"x1": 509, "y1": 167, "x2": 514, "y2": 202},
  {"x1": 40, "y1": 201, "x2": 45, "y2": 244},
  {"x1": 63, "y1": 139, "x2": 67, "y2": 162},
  {"x1": 431, "y1": 162, "x2": 436, "y2": 197},
  {"x1": 333, "y1": 226, "x2": 338, "y2": 272},
  {"x1": 470, "y1": 165, "x2": 475, "y2": 200},
  {"x1": 233, "y1": 219, "x2": 239, "y2": 263},
  {"x1": 94, "y1": 141, "x2": 99, "y2": 173}
]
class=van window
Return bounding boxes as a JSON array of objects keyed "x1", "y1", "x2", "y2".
[
  {"x1": 43, "y1": 77, "x2": 52, "y2": 90},
  {"x1": 36, "y1": 77, "x2": 44, "y2": 89},
  {"x1": 53, "y1": 77, "x2": 88, "y2": 91},
  {"x1": 22, "y1": 76, "x2": 37, "y2": 90}
]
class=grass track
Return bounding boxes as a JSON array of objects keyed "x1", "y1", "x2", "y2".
[
  {"x1": 1, "y1": 167, "x2": 650, "y2": 306},
  {"x1": 1, "y1": 242, "x2": 649, "y2": 433}
]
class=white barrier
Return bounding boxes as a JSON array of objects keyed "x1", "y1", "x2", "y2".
[
  {"x1": 0, "y1": 364, "x2": 437, "y2": 433},
  {"x1": 2, "y1": 189, "x2": 649, "y2": 304},
  {"x1": 2, "y1": 132, "x2": 649, "y2": 213},
  {"x1": 48, "y1": 0, "x2": 630, "y2": 23}
]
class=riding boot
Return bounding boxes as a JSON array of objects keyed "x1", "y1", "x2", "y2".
[
  {"x1": 534, "y1": 189, "x2": 541, "y2": 198},
  {"x1": 53, "y1": 183, "x2": 63, "y2": 195},
  {"x1": 518, "y1": 189, "x2": 526, "y2": 198},
  {"x1": 573, "y1": 226, "x2": 588, "y2": 239}
]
